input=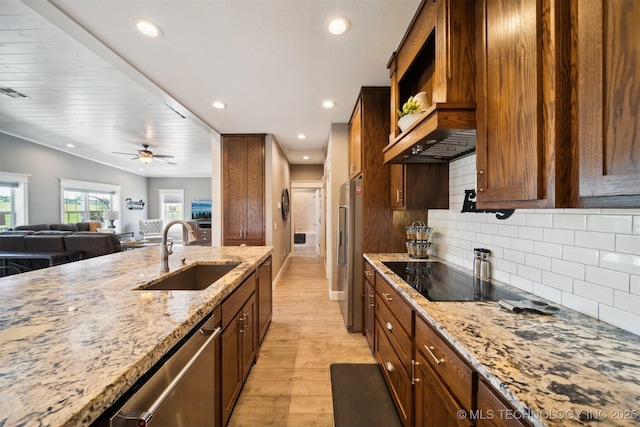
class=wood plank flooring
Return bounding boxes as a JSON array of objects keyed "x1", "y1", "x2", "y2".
[{"x1": 227, "y1": 251, "x2": 375, "y2": 427}]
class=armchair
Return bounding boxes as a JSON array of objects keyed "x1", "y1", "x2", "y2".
[{"x1": 139, "y1": 219, "x2": 164, "y2": 243}]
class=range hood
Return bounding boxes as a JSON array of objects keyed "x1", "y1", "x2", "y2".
[{"x1": 383, "y1": 103, "x2": 476, "y2": 164}]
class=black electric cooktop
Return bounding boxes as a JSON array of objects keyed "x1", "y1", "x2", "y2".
[{"x1": 382, "y1": 261, "x2": 522, "y2": 302}]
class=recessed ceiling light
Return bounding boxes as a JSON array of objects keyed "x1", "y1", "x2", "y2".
[
  {"x1": 322, "y1": 100, "x2": 335, "y2": 108},
  {"x1": 212, "y1": 101, "x2": 226, "y2": 109},
  {"x1": 327, "y1": 17, "x2": 350, "y2": 35},
  {"x1": 66, "y1": 143, "x2": 74, "y2": 148},
  {"x1": 298, "y1": 134, "x2": 306, "y2": 139},
  {"x1": 136, "y1": 19, "x2": 163, "y2": 38},
  {"x1": 303, "y1": 155, "x2": 309, "y2": 160}
]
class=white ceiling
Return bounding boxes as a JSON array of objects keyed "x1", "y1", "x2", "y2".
[{"x1": 0, "y1": 0, "x2": 421, "y2": 177}]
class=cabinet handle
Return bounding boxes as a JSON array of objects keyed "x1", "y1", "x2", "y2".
[
  {"x1": 424, "y1": 345, "x2": 445, "y2": 365},
  {"x1": 411, "y1": 360, "x2": 420, "y2": 385},
  {"x1": 369, "y1": 293, "x2": 375, "y2": 308},
  {"x1": 239, "y1": 314, "x2": 247, "y2": 333},
  {"x1": 386, "y1": 321, "x2": 393, "y2": 331},
  {"x1": 264, "y1": 261, "x2": 272, "y2": 266},
  {"x1": 364, "y1": 270, "x2": 373, "y2": 277},
  {"x1": 385, "y1": 361, "x2": 395, "y2": 372},
  {"x1": 382, "y1": 293, "x2": 393, "y2": 302},
  {"x1": 396, "y1": 189, "x2": 402, "y2": 203}
]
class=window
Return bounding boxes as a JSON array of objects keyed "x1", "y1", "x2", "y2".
[
  {"x1": 60, "y1": 179, "x2": 120, "y2": 224},
  {"x1": 0, "y1": 172, "x2": 29, "y2": 230},
  {"x1": 159, "y1": 189, "x2": 184, "y2": 223}
]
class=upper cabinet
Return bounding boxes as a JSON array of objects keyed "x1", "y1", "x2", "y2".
[
  {"x1": 222, "y1": 134, "x2": 266, "y2": 246},
  {"x1": 384, "y1": 0, "x2": 477, "y2": 164},
  {"x1": 349, "y1": 100, "x2": 362, "y2": 179},
  {"x1": 475, "y1": 0, "x2": 640, "y2": 209},
  {"x1": 575, "y1": 0, "x2": 640, "y2": 207}
]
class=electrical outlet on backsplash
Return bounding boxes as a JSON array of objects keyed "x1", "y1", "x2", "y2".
[{"x1": 429, "y1": 154, "x2": 640, "y2": 336}]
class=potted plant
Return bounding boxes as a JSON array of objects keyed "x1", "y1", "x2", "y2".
[{"x1": 397, "y1": 92, "x2": 429, "y2": 132}]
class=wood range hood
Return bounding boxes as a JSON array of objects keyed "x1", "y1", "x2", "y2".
[{"x1": 382, "y1": 103, "x2": 476, "y2": 164}]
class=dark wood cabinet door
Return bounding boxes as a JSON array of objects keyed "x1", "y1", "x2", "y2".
[
  {"x1": 244, "y1": 136, "x2": 265, "y2": 243},
  {"x1": 223, "y1": 135, "x2": 248, "y2": 242},
  {"x1": 240, "y1": 294, "x2": 256, "y2": 380},
  {"x1": 414, "y1": 352, "x2": 473, "y2": 427},
  {"x1": 258, "y1": 257, "x2": 272, "y2": 344},
  {"x1": 576, "y1": 0, "x2": 640, "y2": 206},
  {"x1": 221, "y1": 313, "x2": 242, "y2": 425},
  {"x1": 475, "y1": 0, "x2": 572, "y2": 208},
  {"x1": 364, "y1": 278, "x2": 375, "y2": 352},
  {"x1": 349, "y1": 100, "x2": 362, "y2": 178},
  {"x1": 476, "y1": 380, "x2": 531, "y2": 427}
]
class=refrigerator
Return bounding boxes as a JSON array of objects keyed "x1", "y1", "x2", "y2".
[{"x1": 337, "y1": 178, "x2": 363, "y2": 332}]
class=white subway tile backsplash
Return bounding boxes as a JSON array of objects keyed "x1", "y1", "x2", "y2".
[
  {"x1": 552, "y1": 258, "x2": 585, "y2": 280},
  {"x1": 541, "y1": 271, "x2": 574, "y2": 292},
  {"x1": 575, "y1": 231, "x2": 615, "y2": 251},
  {"x1": 525, "y1": 253, "x2": 552, "y2": 271},
  {"x1": 430, "y1": 155, "x2": 640, "y2": 335},
  {"x1": 598, "y1": 305, "x2": 640, "y2": 335},
  {"x1": 585, "y1": 266, "x2": 629, "y2": 292},
  {"x1": 615, "y1": 234, "x2": 640, "y2": 255},
  {"x1": 561, "y1": 292, "x2": 599, "y2": 318},
  {"x1": 600, "y1": 251, "x2": 640, "y2": 276},
  {"x1": 533, "y1": 241, "x2": 563, "y2": 259},
  {"x1": 543, "y1": 228, "x2": 575, "y2": 245},
  {"x1": 563, "y1": 245, "x2": 600, "y2": 267},
  {"x1": 554, "y1": 214, "x2": 587, "y2": 230},
  {"x1": 613, "y1": 290, "x2": 640, "y2": 315},
  {"x1": 587, "y1": 214, "x2": 633, "y2": 234},
  {"x1": 573, "y1": 280, "x2": 614, "y2": 305}
]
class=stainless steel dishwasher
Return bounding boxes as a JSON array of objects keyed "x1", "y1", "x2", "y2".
[{"x1": 103, "y1": 312, "x2": 221, "y2": 427}]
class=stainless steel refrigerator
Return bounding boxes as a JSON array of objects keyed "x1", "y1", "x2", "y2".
[{"x1": 337, "y1": 178, "x2": 363, "y2": 332}]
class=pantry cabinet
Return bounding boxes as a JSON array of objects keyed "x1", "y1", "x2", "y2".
[
  {"x1": 222, "y1": 134, "x2": 265, "y2": 245},
  {"x1": 575, "y1": 0, "x2": 640, "y2": 207}
]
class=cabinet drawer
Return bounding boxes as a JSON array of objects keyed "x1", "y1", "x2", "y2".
[
  {"x1": 375, "y1": 320, "x2": 412, "y2": 426},
  {"x1": 364, "y1": 260, "x2": 375, "y2": 286},
  {"x1": 222, "y1": 272, "x2": 256, "y2": 330},
  {"x1": 376, "y1": 293, "x2": 412, "y2": 375},
  {"x1": 376, "y1": 276, "x2": 413, "y2": 336},
  {"x1": 415, "y1": 315, "x2": 474, "y2": 410}
]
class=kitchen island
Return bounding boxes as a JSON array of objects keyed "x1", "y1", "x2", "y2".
[
  {"x1": 0, "y1": 245, "x2": 272, "y2": 426},
  {"x1": 365, "y1": 253, "x2": 640, "y2": 427}
]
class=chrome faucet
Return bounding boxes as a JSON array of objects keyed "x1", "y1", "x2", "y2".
[{"x1": 160, "y1": 220, "x2": 197, "y2": 273}]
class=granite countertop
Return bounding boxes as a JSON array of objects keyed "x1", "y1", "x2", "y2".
[
  {"x1": 0, "y1": 245, "x2": 273, "y2": 427},
  {"x1": 365, "y1": 253, "x2": 640, "y2": 427}
]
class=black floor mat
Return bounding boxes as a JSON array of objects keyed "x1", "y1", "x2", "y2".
[{"x1": 330, "y1": 363, "x2": 403, "y2": 427}]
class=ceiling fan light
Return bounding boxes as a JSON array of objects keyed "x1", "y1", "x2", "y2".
[{"x1": 139, "y1": 156, "x2": 153, "y2": 164}]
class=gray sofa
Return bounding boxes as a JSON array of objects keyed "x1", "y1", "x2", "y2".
[{"x1": 0, "y1": 229, "x2": 123, "y2": 276}]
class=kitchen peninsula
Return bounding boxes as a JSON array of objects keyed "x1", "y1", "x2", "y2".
[
  {"x1": 0, "y1": 245, "x2": 272, "y2": 426},
  {"x1": 365, "y1": 254, "x2": 640, "y2": 427}
]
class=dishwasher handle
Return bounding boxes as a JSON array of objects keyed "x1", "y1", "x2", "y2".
[{"x1": 132, "y1": 326, "x2": 221, "y2": 427}]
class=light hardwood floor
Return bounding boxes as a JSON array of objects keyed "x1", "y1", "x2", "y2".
[{"x1": 227, "y1": 251, "x2": 375, "y2": 427}]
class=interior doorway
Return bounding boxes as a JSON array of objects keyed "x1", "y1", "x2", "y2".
[{"x1": 291, "y1": 182, "x2": 324, "y2": 258}]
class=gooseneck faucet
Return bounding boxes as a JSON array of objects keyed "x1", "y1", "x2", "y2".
[{"x1": 160, "y1": 220, "x2": 197, "y2": 273}]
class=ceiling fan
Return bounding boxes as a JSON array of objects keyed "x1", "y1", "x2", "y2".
[{"x1": 112, "y1": 144, "x2": 176, "y2": 165}]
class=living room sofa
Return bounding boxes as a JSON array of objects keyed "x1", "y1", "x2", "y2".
[{"x1": 0, "y1": 225, "x2": 123, "y2": 276}]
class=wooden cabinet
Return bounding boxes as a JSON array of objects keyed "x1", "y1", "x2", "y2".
[
  {"x1": 257, "y1": 256, "x2": 272, "y2": 345},
  {"x1": 390, "y1": 163, "x2": 449, "y2": 210},
  {"x1": 221, "y1": 273, "x2": 257, "y2": 425},
  {"x1": 363, "y1": 261, "x2": 376, "y2": 352},
  {"x1": 384, "y1": 0, "x2": 477, "y2": 164},
  {"x1": 185, "y1": 221, "x2": 211, "y2": 245},
  {"x1": 475, "y1": 0, "x2": 573, "y2": 209},
  {"x1": 575, "y1": 0, "x2": 640, "y2": 207},
  {"x1": 374, "y1": 273, "x2": 414, "y2": 427},
  {"x1": 348, "y1": 87, "x2": 406, "y2": 254},
  {"x1": 476, "y1": 380, "x2": 531, "y2": 427},
  {"x1": 348, "y1": 100, "x2": 362, "y2": 179},
  {"x1": 222, "y1": 134, "x2": 265, "y2": 245}
]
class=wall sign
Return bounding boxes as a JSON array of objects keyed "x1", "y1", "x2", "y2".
[
  {"x1": 461, "y1": 190, "x2": 514, "y2": 220},
  {"x1": 125, "y1": 198, "x2": 145, "y2": 210}
]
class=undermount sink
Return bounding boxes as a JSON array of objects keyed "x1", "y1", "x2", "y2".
[{"x1": 135, "y1": 263, "x2": 241, "y2": 291}]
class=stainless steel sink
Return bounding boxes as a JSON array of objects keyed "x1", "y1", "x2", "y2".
[{"x1": 136, "y1": 263, "x2": 241, "y2": 291}]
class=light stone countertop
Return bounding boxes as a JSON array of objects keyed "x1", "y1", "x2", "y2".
[
  {"x1": 364, "y1": 253, "x2": 640, "y2": 427},
  {"x1": 0, "y1": 245, "x2": 273, "y2": 427}
]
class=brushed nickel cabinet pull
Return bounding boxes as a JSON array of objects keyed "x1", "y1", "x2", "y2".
[
  {"x1": 385, "y1": 361, "x2": 395, "y2": 372},
  {"x1": 424, "y1": 345, "x2": 445, "y2": 365},
  {"x1": 382, "y1": 293, "x2": 393, "y2": 302},
  {"x1": 364, "y1": 270, "x2": 373, "y2": 277},
  {"x1": 369, "y1": 293, "x2": 375, "y2": 308},
  {"x1": 386, "y1": 321, "x2": 393, "y2": 331}
]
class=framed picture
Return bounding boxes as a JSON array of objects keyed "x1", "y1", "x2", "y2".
[{"x1": 191, "y1": 199, "x2": 212, "y2": 220}]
